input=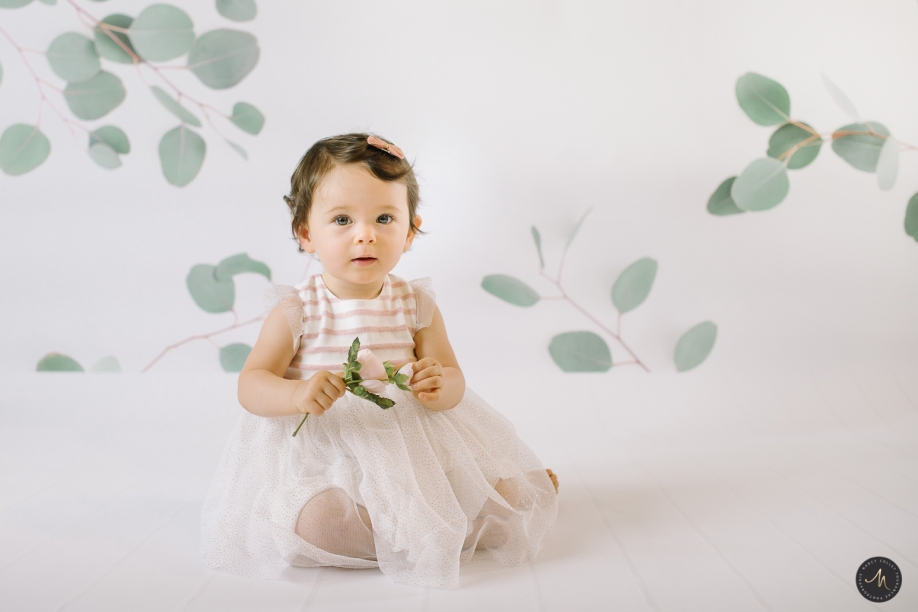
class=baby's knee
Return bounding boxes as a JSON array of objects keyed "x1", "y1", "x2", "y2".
[{"x1": 294, "y1": 488, "x2": 374, "y2": 555}]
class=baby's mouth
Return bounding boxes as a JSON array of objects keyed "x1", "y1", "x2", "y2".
[{"x1": 352, "y1": 256, "x2": 377, "y2": 265}]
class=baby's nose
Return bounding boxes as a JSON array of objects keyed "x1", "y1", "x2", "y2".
[{"x1": 355, "y1": 224, "x2": 376, "y2": 243}]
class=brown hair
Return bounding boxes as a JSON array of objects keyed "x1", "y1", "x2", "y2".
[{"x1": 283, "y1": 132, "x2": 424, "y2": 253}]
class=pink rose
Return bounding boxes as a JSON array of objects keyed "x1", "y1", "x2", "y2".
[
  {"x1": 360, "y1": 379, "x2": 387, "y2": 394},
  {"x1": 356, "y1": 348, "x2": 387, "y2": 381}
]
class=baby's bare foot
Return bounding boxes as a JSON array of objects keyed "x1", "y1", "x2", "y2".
[{"x1": 546, "y1": 468, "x2": 558, "y2": 494}]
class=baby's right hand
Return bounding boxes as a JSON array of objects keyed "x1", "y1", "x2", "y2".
[{"x1": 293, "y1": 371, "x2": 346, "y2": 417}]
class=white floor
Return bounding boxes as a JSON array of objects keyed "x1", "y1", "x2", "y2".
[{"x1": 1, "y1": 360, "x2": 916, "y2": 611}]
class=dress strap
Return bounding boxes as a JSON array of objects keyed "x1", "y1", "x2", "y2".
[
  {"x1": 408, "y1": 277, "x2": 436, "y2": 331},
  {"x1": 263, "y1": 284, "x2": 306, "y2": 353}
]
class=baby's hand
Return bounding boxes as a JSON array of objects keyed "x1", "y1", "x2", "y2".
[
  {"x1": 293, "y1": 371, "x2": 346, "y2": 417},
  {"x1": 410, "y1": 357, "x2": 443, "y2": 403}
]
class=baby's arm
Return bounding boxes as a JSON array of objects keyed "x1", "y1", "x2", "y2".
[
  {"x1": 411, "y1": 305, "x2": 465, "y2": 412},
  {"x1": 238, "y1": 303, "x2": 345, "y2": 418}
]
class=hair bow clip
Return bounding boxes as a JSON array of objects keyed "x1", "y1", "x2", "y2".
[{"x1": 367, "y1": 135, "x2": 405, "y2": 159}]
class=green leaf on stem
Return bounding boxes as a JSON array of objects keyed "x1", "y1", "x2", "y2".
[
  {"x1": 214, "y1": 252, "x2": 270, "y2": 281},
  {"x1": 531, "y1": 226, "x2": 545, "y2": 268},
  {"x1": 186, "y1": 263, "x2": 234, "y2": 312},
  {"x1": 611, "y1": 257, "x2": 657, "y2": 314},
  {"x1": 674, "y1": 321, "x2": 717, "y2": 372},
  {"x1": 159, "y1": 124, "x2": 206, "y2": 186},
  {"x1": 0, "y1": 124, "x2": 50, "y2": 176},
  {"x1": 904, "y1": 192, "x2": 918, "y2": 243},
  {"x1": 347, "y1": 337, "x2": 360, "y2": 364},
  {"x1": 188, "y1": 29, "x2": 259, "y2": 89},
  {"x1": 90, "y1": 125, "x2": 130, "y2": 154},
  {"x1": 216, "y1": 0, "x2": 257, "y2": 22},
  {"x1": 36, "y1": 352, "x2": 83, "y2": 371},
  {"x1": 548, "y1": 331, "x2": 612, "y2": 372},
  {"x1": 230, "y1": 102, "x2": 264, "y2": 134},
  {"x1": 565, "y1": 208, "x2": 591, "y2": 253},
  {"x1": 767, "y1": 122, "x2": 822, "y2": 170},
  {"x1": 831, "y1": 122, "x2": 890, "y2": 172},
  {"x1": 481, "y1": 274, "x2": 540, "y2": 307},
  {"x1": 47, "y1": 33, "x2": 101, "y2": 82},
  {"x1": 89, "y1": 356, "x2": 120, "y2": 372},
  {"x1": 821, "y1": 74, "x2": 860, "y2": 122},
  {"x1": 95, "y1": 14, "x2": 136, "y2": 64},
  {"x1": 876, "y1": 135, "x2": 899, "y2": 191},
  {"x1": 63, "y1": 71, "x2": 126, "y2": 120},
  {"x1": 731, "y1": 157, "x2": 789, "y2": 212},
  {"x1": 88, "y1": 142, "x2": 121, "y2": 169},
  {"x1": 150, "y1": 85, "x2": 202, "y2": 127},
  {"x1": 219, "y1": 343, "x2": 251, "y2": 372},
  {"x1": 707, "y1": 177, "x2": 744, "y2": 216},
  {"x1": 0, "y1": 0, "x2": 34, "y2": 9},
  {"x1": 735, "y1": 72, "x2": 790, "y2": 126},
  {"x1": 226, "y1": 139, "x2": 248, "y2": 160},
  {"x1": 128, "y1": 4, "x2": 194, "y2": 61}
]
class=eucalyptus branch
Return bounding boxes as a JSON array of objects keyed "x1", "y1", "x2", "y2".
[{"x1": 141, "y1": 313, "x2": 263, "y2": 373}]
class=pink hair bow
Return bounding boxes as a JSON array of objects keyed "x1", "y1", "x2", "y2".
[{"x1": 367, "y1": 135, "x2": 405, "y2": 159}]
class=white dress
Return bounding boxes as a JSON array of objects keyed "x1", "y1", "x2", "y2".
[{"x1": 199, "y1": 273, "x2": 558, "y2": 588}]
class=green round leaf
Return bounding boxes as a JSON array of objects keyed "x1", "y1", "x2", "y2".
[
  {"x1": 904, "y1": 192, "x2": 918, "y2": 243},
  {"x1": 481, "y1": 274, "x2": 540, "y2": 307},
  {"x1": 159, "y1": 125, "x2": 206, "y2": 186},
  {"x1": 38, "y1": 0, "x2": 56, "y2": 5},
  {"x1": 47, "y1": 33, "x2": 101, "y2": 82},
  {"x1": 36, "y1": 352, "x2": 83, "y2": 371},
  {"x1": 767, "y1": 122, "x2": 822, "y2": 170},
  {"x1": 611, "y1": 257, "x2": 657, "y2": 314},
  {"x1": 186, "y1": 263, "x2": 234, "y2": 312},
  {"x1": 215, "y1": 252, "x2": 270, "y2": 281},
  {"x1": 707, "y1": 177, "x2": 744, "y2": 216},
  {"x1": 735, "y1": 72, "x2": 790, "y2": 126},
  {"x1": 90, "y1": 125, "x2": 130, "y2": 154},
  {"x1": 831, "y1": 122, "x2": 890, "y2": 172},
  {"x1": 88, "y1": 142, "x2": 121, "y2": 169},
  {"x1": 674, "y1": 321, "x2": 717, "y2": 372},
  {"x1": 151, "y1": 85, "x2": 202, "y2": 126},
  {"x1": 89, "y1": 356, "x2": 121, "y2": 372},
  {"x1": 229, "y1": 102, "x2": 264, "y2": 134},
  {"x1": 63, "y1": 71, "x2": 126, "y2": 120},
  {"x1": 548, "y1": 331, "x2": 612, "y2": 372},
  {"x1": 95, "y1": 14, "x2": 136, "y2": 64},
  {"x1": 731, "y1": 157, "x2": 789, "y2": 212},
  {"x1": 188, "y1": 29, "x2": 259, "y2": 89},
  {"x1": 0, "y1": 124, "x2": 50, "y2": 176},
  {"x1": 128, "y1": 3, "x2": 194, "y2": 61},
  {"x1": 0, "y1": 0, "x2": 34, "y2": 8},
  {"x1": 226, "y1": 139, "x2": 247, "y2": 159},
  {"x1": 220, "y1": 343, "x2": 251, "y2": 372},
  {"x1": 876, "y1": 135, "x2": 899, "y2": 191},
  {"x1": 216, "y1": 0, "x2": 257, "y2": 21}
]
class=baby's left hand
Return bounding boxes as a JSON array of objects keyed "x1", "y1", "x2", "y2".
[{"x1": 410, "y1": 357, "x2": 443, "y2": 402}]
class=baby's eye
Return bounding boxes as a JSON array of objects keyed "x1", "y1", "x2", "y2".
[
  {"x1": 333, "y1": 215, "x2": 351, "y2": 226},
  {"x1": 377, "y1": 214, "x2": 393, "y2": 224}
]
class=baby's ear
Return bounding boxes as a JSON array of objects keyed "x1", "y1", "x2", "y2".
[
  {"x1": 405, "y1": 215, "x2": 422, "y2": 251},
  {"x1": 297, "y1": 224, "x2": 316, "y2": 254}
]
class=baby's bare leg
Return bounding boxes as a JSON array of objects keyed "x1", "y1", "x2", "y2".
[{"x1": 295, "y1": 488, "x2": 376, "y2": 560}]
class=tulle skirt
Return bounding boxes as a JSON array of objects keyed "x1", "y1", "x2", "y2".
[{"x1": 199, "y1": 385, "x2": 558, "y2": 588}]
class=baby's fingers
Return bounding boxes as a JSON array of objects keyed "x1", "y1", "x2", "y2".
[
  {"x1": 412, "y1": 375, "x2": 442, "y2": 391},
  {"x1": 411, "y1": 365, "x2": 442, "y2": 385},
  {"x1": 417, "y1": 388, "x2": 440, "y2": 402}
]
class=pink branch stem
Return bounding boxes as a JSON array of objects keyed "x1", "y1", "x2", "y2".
[{"x1": 141, "y1": 314, "x2": 264, "y2": 373}]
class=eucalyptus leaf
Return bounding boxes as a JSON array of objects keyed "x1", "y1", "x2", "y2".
[
  {"x1": 188, "y1": 29, "x2": 259, "y2": 89},
  {"x1": 90, "y1": 125, "x2": 130, "y2": 154},
  {"x1": 63, "y1": 71, "x2": 126, "y2": 120},
  {"x1": 905, "y1": 192, "x2": 918, "y2": 243},
  {"x1": 95, "y1": 14, "x2": 136, "y2": 64},
  {"x1": 47, "y1": 33, "x2": 101, "y2": 82},
  {"x1": 481, "y1": 274, "x2": 540, "y2": 307},
  {"x1": 229, "y1": 102, "x2": 264, "y2": 134},
  {"x1": 548, "y1": 331, "x2": 612, "y2": 372},
  {"x1": 219, "y1": 343, "x2": 251, "y2": 372},
  {"x1": 0, "y1": 0, "x2": 33, "y2": 8},
  {"x1": 36, "y1": 352, "x2": 83, "y2": 371},
  {"x1": 735, "y1": 72, "x2": 790, "y2": 126},
  {"x1": 38, "y1": 0, "x2": 55, "y2": 4},
  {"x1": 150, "y1": 85, "x2": 201, "y2": 126},
  {"x1": 0, "y1": 124, "x2": 50, "y2": 176},
  {"x1": 186, "y1": 263, "x2": 234, "y2": 312},
  {"x1": 531, "y1": 226, "x2": 545, "y2": 268},
  {"x1": 159, "y1": 125, "x2": 205, "y2": 186},
  {"x1": 831, "y1": 122, "x2": 890, "y2": 172},
  {"x1": 88, "y1": 142, "x2": 121, "y2": 169},
  {"x1": 876, "y1": 135, "x2": 899, "y2": 191},
  {"x1": 767, "y1": 122, "x2": 822, "y2": 170},
  {"x1": 216, "y1": 0, "x2": 257, "y2": 22},
  {"x1": 89, "y1": 356, "x2": 121, "y2": 372},
  {"x1": 565, "y1": 208, "x2": 591, "y2": 253},
  {"x1": 611, "y1": 257, "x2": 657, "y2": 314},
  {"x1": 731, "y1": 157, "x2": 789, "y2": 212},
  {"x1": 128, "y1": 3, "x2": 194, "y2": 61},
  {"x1": 226, "y1": 139, "x2": 247, "y2": 160},
  {"x1": 35, "y1": 353, "x2": 83, "y2": 372},
  {"x1": 821, "y1": 74, "x2": 860, "y2": 122},
  {"x1": 215, "y1": 252, "x2": 270, "y2": 281},
  {"x1": 674, "y1": 321, "x2": 717, "y2": 372},
  {"x1": 707, "y1": 177, "x2": 744, "y2": 216}
]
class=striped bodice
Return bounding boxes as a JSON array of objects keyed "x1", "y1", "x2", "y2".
[{"x1": 283, "y1": 273, "x2": 430, "y2": 380}]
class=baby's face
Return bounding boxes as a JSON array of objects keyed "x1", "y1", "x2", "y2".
[{"x1": 298, "y1": 163, "x2": 417, "y2": 294}]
